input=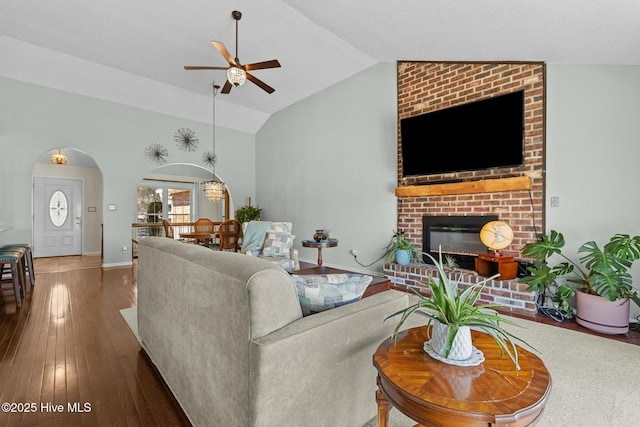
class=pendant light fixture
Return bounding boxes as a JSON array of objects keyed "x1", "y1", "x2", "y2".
[
  {"x1": 51, "y1": 148, "x2": 68, "y2": 165},
  {"x1": 201, "y1": 82, "x2": 226, "y2": 203}
]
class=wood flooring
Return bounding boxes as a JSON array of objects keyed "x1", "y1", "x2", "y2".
[{"x1": 0, "y1": 256, "x2": 189, "y2": 427}]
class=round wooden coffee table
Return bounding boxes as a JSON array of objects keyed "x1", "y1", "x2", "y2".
[{"x1": 373, "y1": 326, "x2": 552, "y2": 427}]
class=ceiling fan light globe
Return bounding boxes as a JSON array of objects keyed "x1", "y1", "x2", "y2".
[{"x1": 227, "y1": 66, "x2": 246, "y2": 87}]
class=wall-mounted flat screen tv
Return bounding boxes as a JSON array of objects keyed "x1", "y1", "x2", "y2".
[{"x1": 400, "y1": 90, "x2": 525, "y2": 177}]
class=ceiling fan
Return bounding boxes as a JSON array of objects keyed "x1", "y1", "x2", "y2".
[{"x1": 184, "y1": 10, "x2": 281, "y2": 94}]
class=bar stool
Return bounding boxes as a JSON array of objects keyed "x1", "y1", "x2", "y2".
[
  {"x1": 0, "y1": 247, "x2": 30, "y2": 294},
  {"x1": 2, "y1": 244, "x2": 35, "y2": 288},
  {"x1": 0, "y1": 252, "x2": 25, "y2": 308}
]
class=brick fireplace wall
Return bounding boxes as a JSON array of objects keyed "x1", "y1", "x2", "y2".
[
  {"x1": 396, "y1": 62, "x2": 545, "y2": 256},
  {"x1": 387, "y1": 62, "x2": 546, "y2": 313}
]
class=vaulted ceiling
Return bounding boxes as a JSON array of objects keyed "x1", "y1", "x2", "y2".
[{"x1": 1, "y1": 0, "x2": 638, "y2": 133}]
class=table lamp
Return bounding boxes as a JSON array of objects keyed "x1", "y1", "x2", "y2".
[{"x1": 475, "y1": 221, "x2": 518, "y2": 280}]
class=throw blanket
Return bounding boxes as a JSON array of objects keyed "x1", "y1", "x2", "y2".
[{"x1": 240, "y1": 221, "x2": 271, "y2": 254}]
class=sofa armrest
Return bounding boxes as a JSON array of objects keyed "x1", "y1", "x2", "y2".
[{"x1": 248, "y1": 290, "x2": 409, "y2": 427}]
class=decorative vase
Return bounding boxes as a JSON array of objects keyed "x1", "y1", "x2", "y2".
[
  {"x1": 313, "y1": 229, "x2": 327, "y2": 242},
  {"x1": 575, "y1": 291, "x2": 630, "y2": 334},
  {"x1": 429, "y1": 321, "x2": 473, "y2": 361},
  {"x1": 395, "y1": 249, "x2": 411, "y2": 266}
]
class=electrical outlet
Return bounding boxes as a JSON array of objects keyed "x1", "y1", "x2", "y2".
[
  {"x1": 350, "y1": 249, "x2": 358, "y2": 257},
  {"x1": 550, "y1": 196, "x2": 560, "y2": 208},
  {"x1": 122, "y1": 246, "x2": 128, "y2": 253}
]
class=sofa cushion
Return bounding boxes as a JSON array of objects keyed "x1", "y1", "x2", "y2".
[
  {"x1": 261, "y1": 232, "x2": 295, "y2": 258},
  {"x1": 291, "y1": 273, "x2": 373, "y2": 315}
]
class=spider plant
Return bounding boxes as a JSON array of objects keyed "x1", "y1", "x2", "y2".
[
  {"x1": 384, "y1": 230, "x2": 421, "y2": 263},
  {"x1": 385, "y1": 250, "x2": 533, "y2": 370}
]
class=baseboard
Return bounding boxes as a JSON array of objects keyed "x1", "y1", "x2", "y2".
[{"x1": 101, "y1": 261, "x2": 133, "y2": 269}]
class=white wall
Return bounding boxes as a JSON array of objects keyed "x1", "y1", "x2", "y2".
[
  {"x1": 0, "y1": 76, "x2": 255, "y2": 265},
  {"x1": 256, "y1": 63, "x2": 398, "y2": 272}
]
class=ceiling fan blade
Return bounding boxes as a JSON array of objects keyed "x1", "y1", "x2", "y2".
[
  {"x1": 246, "y1": 72, "x2": 275, "y2": 94},
  {"x1": 221, "y1": 80, "x2": 233, "y2": 94},
  {"x1": 244, "y1": 59, "x2": 281, "y2": 72},
  {"x1": 184, "y1": 66, "x2": 229, "y2": 70},
  {"x1": 211, "y1": 41, "x2": 236, "y2": 65}
]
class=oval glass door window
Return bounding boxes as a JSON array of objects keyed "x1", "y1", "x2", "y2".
[{"x1": 49, "y1": 190, "x2": 68, "y2": 227}]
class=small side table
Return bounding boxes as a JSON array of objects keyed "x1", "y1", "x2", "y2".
[
  {"x1": 301, "y1": 239, "x2": 338, "y2": 266},
  {"x1": 475, "y1": 252, "x2": 518, "y2": 280}
]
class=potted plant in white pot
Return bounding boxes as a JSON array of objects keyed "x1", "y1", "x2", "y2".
[
  {"x1": 384, "y1": 230, "x2": 420, "y2": 266},
  {"x1": 386, "y1": 251, "x2": 531, "y2": 370},
  {"x1": 520, "y1": 230, "x2": 640, "y2": 334}
]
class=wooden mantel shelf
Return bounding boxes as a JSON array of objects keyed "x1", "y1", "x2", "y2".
[{"x1": 395, "y1": 176, "x2": 532, "y2": 197}]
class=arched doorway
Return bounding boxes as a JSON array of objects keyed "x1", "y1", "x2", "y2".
[
  {"x1": 138, "y1": 163, "x2": 233, "y2": 224},
  {"x1": 32, "y1": 148, "x2": 103, "y2": 258}
]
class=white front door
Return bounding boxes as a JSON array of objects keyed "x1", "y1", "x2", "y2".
[{"x1": 33, "y1": 177, "x2": 82, "y2": 257}]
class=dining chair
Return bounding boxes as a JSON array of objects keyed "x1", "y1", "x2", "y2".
[
  {"x1": 218, "y1": 219, "x2": 243, "y2": 252},
  {"x1": 193, "y1": 218, "x2": 216, "y2": 247},
  {"x1": 162, "y1": 219, "x2": 174, "y2": 239}
]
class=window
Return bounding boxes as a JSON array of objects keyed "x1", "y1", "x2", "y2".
[
  {"x1": 49, "y1": 190, "x2": 68, "y2": 227},
  {"x1": 136, "y1": 181, "x2": 195, "y2": 224}
]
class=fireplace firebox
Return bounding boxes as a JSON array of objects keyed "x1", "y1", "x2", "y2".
[{"x1": 422, "y1": 215, "x2": 498, "y2": 269}]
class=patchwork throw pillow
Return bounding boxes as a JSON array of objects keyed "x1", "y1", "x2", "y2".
[
  {"x1": 292, "y1": 274, "x2": 373, "y2": 316},
  {"x1": 261, "y1": 232, "x2": 295, "y2": 258},
  {"x1": 268, "y1": 222, "x2": 293, "y2": 234}
]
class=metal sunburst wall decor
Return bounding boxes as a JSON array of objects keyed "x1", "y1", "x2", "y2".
[
  {"x1": 202, "y1": 151, "x2": 217, "y2": 168},
  {"x1": 145, "y1": 143, "x2": 169, "y2": 166},
  {"x1": 174, "y1": 127, "x2": 199, "y2": 152}
]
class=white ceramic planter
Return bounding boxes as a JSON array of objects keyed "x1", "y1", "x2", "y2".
[
  {"x1": 430, "y1": 321, "x2": 473, "y2": 360},
  {"x1": 575, "y1": 291, "x2": 630, "y2": 334}
]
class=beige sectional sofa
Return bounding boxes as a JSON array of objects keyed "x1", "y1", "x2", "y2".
[{"x1": 137, "y1": 237, "x2": 409, "y2": 427}]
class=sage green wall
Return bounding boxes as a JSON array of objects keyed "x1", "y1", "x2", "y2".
[
  {"x1": 546, "y1": 64, "x2": 640, "y2": 319},
  {"x1": 256, "y1": 63, "x2": 398, "y2": 271},
  {"x1": 0, "y1": 77, "x2": 255, "y2": 265}
]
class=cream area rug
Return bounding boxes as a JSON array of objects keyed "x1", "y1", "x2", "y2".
[
  {"x1": 120, "y1": 307, "x2": 140, "y2": 343},
  {"x1": 120, "y1": 308, "x2": 639, "y2": 427}
]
